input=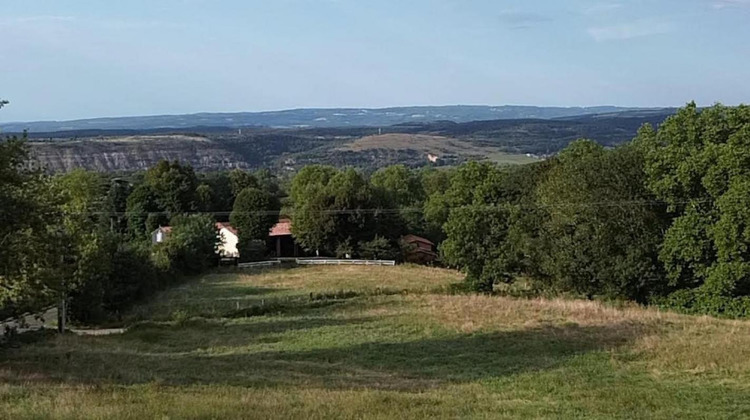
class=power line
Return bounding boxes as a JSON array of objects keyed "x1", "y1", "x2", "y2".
[{"x1": 62, "y1": 197, "x2": 723, "y2": 217}]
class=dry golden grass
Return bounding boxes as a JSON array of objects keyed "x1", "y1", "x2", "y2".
[
  {"x1": 420, "y1": 294, "x2": 671, "y2": 331},
  {"x1": 418, "y1": 293, "x2": 750, "y2": 377},
  {"x1": 246, "y1": 264, "x2": 464, "y2": 292},
  {"x1": 337, "y1": 133, "x2": 540, "y2": 165},
  {"x1": 338, "y1": 134, "x2": 474, "y2": 153}
]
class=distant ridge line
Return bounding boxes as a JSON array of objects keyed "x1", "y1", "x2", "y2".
[{"x1": 1, "y1": 105, "x2": 665, "y2": 134}]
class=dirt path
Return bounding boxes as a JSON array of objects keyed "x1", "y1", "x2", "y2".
[{"x1": 1, "y1": 308, "x2": 126, "y2": 338}]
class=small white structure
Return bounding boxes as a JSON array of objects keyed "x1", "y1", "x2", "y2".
[
  {"x1": 152, "y1": 223, "x2": 240, "y2": 260},
  {"x1": 151, "y1": 226, "x2": 172, "y2": 244},
  {"x1": 216, "y1": 222, "x2": 240, "y2": 259}
]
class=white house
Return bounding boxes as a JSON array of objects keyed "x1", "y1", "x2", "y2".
[
  {"x1": 216, "y1": 222, "x2": 240, "y2": 259},
  {"x1": 151, "y1": 223, "x2": 240, "y2": 260},
  {"x1": 151, "y1": 226, "x2": 172, "y2": 244}
]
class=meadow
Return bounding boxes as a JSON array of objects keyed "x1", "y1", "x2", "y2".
[{"x1": 2, "y1": 265, "x2": 750, "y2": 419}]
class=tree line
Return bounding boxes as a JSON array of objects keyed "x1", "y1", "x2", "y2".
[
  {"x1": 2, "y1": 102, "x2": 750, "y2": 324},
  {"x1": 287, "y1": 103, "x2": 750, "y2": 317},
  {"x1": 437, "y1": 103, "x2": 750, "y2": 318}
]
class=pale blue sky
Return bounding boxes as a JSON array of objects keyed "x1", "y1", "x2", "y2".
[{"x1": 1, "y1": 0, "x2": 749, "y2": 121}]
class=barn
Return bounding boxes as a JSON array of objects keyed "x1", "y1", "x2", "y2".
[{"x1": 268, "y1": 219, "x2": 302, "y2": 258}]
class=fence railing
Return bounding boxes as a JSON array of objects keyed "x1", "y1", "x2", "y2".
[
  {"x1": 237, "y1": 260, "x2": 281, "y2": 269},
  {"x1": 295, "y1": 259, "x2": 396, "y2": 266},
  {"x1": 237, "y1": 259, "x2": 397, "y2": 269}
]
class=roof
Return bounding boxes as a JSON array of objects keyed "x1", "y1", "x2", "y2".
[
  {"x1": 216, "y1": 222, "x2": 238, "y2": 236},
  {"x1": 402, "y1": 234, "x2": 434, "y2": 246},
  {"x1": 153, "y1": 226, "x2": 172, "y2": 234},
  {"x1": 269, "y1": 219, "x2": 292, "y2": 237}
]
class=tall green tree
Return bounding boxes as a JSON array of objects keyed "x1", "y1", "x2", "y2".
[
  {"x1": 637, "y1": 103, "x2": 750, "y2": 315},
  {"x1": 292, "y1": 182, "x2": 336, "y2": 255},
  {"x1": 440, "y1": 162, "x2": 513, "y2": 291},
  {"x1": 290, "y1": 166, "x2": 339, "y2": 254},
  {"x1": 198, "y1": 171, "x2": 234, "y2": 217},
  {"x1": 229, "y1": 169, "x2": 259, "y2": 197},
  {"x1": 144, "y1": 160, "x2": 198, "y2": 214},
  {"x1": 230, "y1": 187, "x2": 280, "y2": 242},
  {"x1": 327, "y1": 168, "x2": 382, "y2": 250},
  {"x1": 54, "y1": 170, "x2": 116, "y2": 323},
  {"x1": 420, "y1": 168, "x2": 454, "y2": 242},
  {"x1": 370, "y1": 165, "x2": 423, "y2": 235},
  {"x1": 254, "y1": 168, "x2": 280, "y2": 196},
  {"x1": 125, "y1": 183, "x2": 163, "y2": 237},
  {"x1": 103, "y1": 178, "x2": 132, "y2": 234},
  {"x1": 0, "y1": 134, "x2": 61, "y2": 317},
  {"x1": 290, "y1": 166, "x2": 399, "y2": 257},
  {"x1": 535, "y1": 140, "x2": 667, "y2": 301}
]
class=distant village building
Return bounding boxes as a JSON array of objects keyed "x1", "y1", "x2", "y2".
[
  {"x1": 269, "y1": 218, "x2": 301, "y2": 258},
  {"x1": 401, "y1": 234, "x2": 438, "y2": 264}
]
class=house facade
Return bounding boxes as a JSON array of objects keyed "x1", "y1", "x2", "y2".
[
  {"x1": 151, "y1": 226, "x2": 172, "y2": 244},
  {"x1": 402, "y1": 234, "x2": 438, "y2": 264},
  {"x1": 216, "y1": 222, "x2": 240, "y2": 259},
  {"x1": 151, "y1": 223, "x2": 240, "y2": 260}
]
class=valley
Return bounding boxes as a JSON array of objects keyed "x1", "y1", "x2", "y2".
[{"x1": 20, "y1": 109, "x2": 675, "y2": 173}]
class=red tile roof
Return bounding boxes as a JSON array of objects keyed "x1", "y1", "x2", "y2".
[
  {"x1": 216, "y1": 222, "x2": 238, "y2": 236},
  {"x1": 402, "y1": 234, "x2": 434, "y2": 247},
  {"x1": 269, "y1": 219, "x2": 292, "y2": 237}
]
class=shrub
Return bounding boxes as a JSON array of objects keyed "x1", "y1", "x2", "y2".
[
  {"x1": 163, "y1": 214, "x2": 219, "y2": 275},
  {"x1": 359, "y1": 236, "x2": 399, "y2": 261}
]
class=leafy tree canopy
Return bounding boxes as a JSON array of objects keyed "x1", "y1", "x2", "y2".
[{"x1": 637, "y1": 103, "x2": 750, "y2": 314}]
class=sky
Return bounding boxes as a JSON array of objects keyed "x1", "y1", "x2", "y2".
[{"x1": 1, "y1": 0, "x2": 749, "y2": 122}]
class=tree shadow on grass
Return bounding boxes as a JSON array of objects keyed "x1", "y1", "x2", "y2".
[
  {"x1": 117, "y1": 315, "x2": 377, "y2": 353},
  {"x1": 248, "y1": 323, "x2": 641, "y2": 390},
  {"x1": 0, "y1": 321, "x2": 645, "y2": 391}
]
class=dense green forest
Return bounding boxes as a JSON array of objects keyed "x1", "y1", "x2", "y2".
[{"x1": 2, "y1": 103, "x2": 750, "y2": 328}]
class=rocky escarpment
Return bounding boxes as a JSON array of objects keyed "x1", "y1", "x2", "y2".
[{"x1": 29, "y1": 135, "x2": 253, "y2": 172}]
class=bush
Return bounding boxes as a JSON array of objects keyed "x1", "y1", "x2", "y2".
[
  {"x1": 163, "y1": 214, "x2": 219, "y2": 275},
  {"x1": 359, "y1": 236, "x2": 399, "y2": 260},
  {"x1": 69, "y1": 236, "x2": 160, "y2": 323},
  {"x1": 104, "y1": 242, "x2": 159, "y2": 314},
  {"x1": 658, "y1": 289, "x2": 750, "y2": 319},
  {"x1": 239, "y1": 239, "x2": 267, "y2": 263}
]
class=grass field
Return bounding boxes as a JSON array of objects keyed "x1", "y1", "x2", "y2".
[
  {"x1": 3, "y1": 265, "x2": 750, "y2": 419},
  {"x1": 338, "y1": 133, "x2": 540, "y2": 166}
]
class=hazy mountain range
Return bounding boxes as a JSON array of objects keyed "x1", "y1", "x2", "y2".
[{"x1": 1, "y1": 105, "x2": 667, "y2": 133}]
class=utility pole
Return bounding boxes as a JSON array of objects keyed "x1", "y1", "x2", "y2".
[{"x1": 58, "y1": 296, "x2": 66, "y2": 334}]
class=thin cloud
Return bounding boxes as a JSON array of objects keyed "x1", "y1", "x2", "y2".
[
  {"x1": 583, "y1": 3, "x2": 624, "y2": 16},
  {"x1": 712, "y1": 0, "x2": 750, "y2": 8},
  {"x1": 0, "y1": 15, "x2": 75, "y2": 25},
  {"x1": 588, "y1": 19, "x2": 675, "y2": 42},
  {"x1": 497, "y1": 11, "x2": 552, "y2": 29}
]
